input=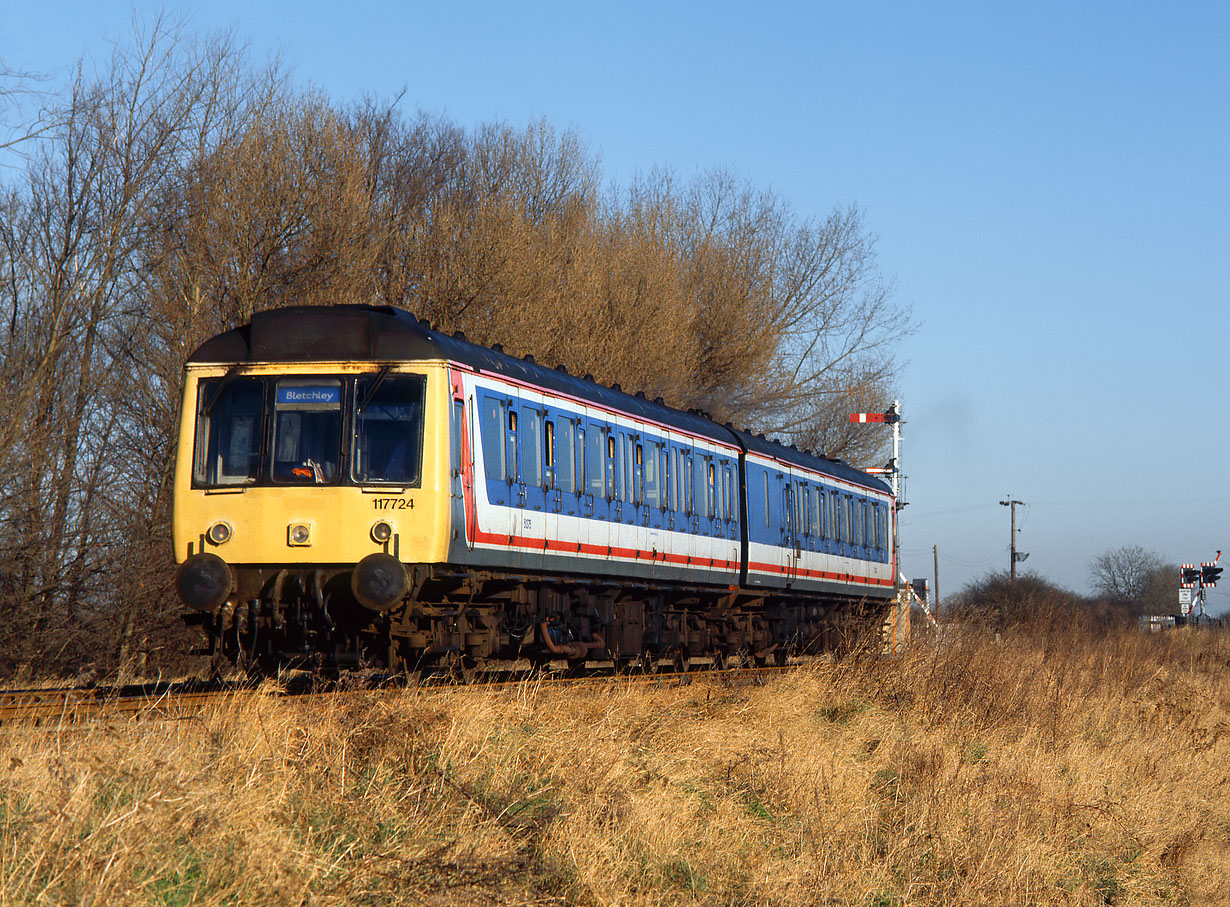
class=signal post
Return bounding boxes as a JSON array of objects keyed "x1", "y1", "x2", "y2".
[
  {"x1": 1178, "y1": 552, "x2": 1222, "y2": 622},
  {"x1": 848, "y1": 402, "x2": 936, "y2": 649}
]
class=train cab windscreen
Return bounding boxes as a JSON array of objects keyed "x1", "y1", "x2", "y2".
[
  {"x1": 193, "y1": 376, "x2": 263, "y2": 485},
  {"x1": 272, "y1": 379, "x2": 343, "y2": 483},
  {"x1": 351, "y1": 374, "x2": 425, "y2": 485}
]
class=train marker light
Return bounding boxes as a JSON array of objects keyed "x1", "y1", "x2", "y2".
[
  {"x1": 288, "y1": 522, "x2": 312, "y2": 546},
  {"x1": 371, "y1": 520, "x2": 394, "y2": 543},
  {"x1": 207, "y1": 521, "x2": 232, "y2": 545}
]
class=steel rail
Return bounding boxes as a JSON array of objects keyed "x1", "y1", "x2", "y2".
[{"x1": 0, "y1": 660, "x2": 816, "y2": 727}]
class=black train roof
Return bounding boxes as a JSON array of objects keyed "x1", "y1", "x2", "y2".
[{"x1": 188, "y1": 304, "x2": 891, "y2": 495}]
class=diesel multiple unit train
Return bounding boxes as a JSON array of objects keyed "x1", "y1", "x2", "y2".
[{"x1": 173, "y1": 305, "x2": 897, "y2": 672}]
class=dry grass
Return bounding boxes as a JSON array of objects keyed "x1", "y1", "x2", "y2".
[{"x1": 3, "y1": 626, "x2": 1230, "y2": 906}]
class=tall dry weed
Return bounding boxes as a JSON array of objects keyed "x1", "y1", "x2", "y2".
[{"x1": 3, "y1": 627, "x2": 1229, "y2": 905}]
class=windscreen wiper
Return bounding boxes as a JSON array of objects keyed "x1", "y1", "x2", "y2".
[
  {"x1": 202, "y1": 366, "x2": 243, "y2": 417},
  {"x1": 358, "y1": 366, "x2": 390, "y2": 411}
]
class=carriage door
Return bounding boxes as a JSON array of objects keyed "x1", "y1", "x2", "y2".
[
  {"x1": 505, "y1": 401, "x2": 529, "y2": 554},
  {"x1": 477, "y1": 392, "x2": 513, "y2": 543},
  {"x1": 781, "y1": 477, "x2": 800, "y2": 585},
  {"x1": 539, "y1": 410, "x2": 574, "y2": 564},
  {"x1": 618, "y1": 432, "x2": 642, "y2": 561},
  {"x1": 519, "y1": 405, "x2": 546, "y2": 568},
  {"x1": 449, "y1": 396, "x2": 470, "y2": 549}
]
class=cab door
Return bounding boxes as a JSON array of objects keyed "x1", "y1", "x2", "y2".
[{"x1": 449, "y1": 396, "x2": 470, "y2": 549}]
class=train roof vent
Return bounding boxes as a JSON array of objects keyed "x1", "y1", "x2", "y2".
[
  {"x1": 584, "y1": 373, "x2": 594, "y2": 382},
  {"x1": 611, "y1": 383, "x2": 622, "y2": 393},
  {"x1": 555, "y1": 363, "x2": 568, "y2": 373},
  {"x1": 452, "y1": 330, "x2": 466, "y2": 340},
  {"x1": 635, "y1": 390, "x2": 646, "y2": 399},
  {"x1": 524, "y1": 353, "x2": 535, "y2": 364},
  {"x1": 492, "y1": 343, "x2": 503, "y2": 353},
  {"x1": 654, "y1": 397, "x2": 664, "y2": 405}
]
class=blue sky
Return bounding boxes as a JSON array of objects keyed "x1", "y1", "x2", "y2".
[{"x1": 6, "y1": 1, "x2": 1229, "y2": 609}]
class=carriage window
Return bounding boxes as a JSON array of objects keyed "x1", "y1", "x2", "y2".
[
  {"x1": 194, "y1": 376, "x2": 263, "y2": 486},
  {"x1": 588, "y1": 428, "x2": 605, "y2": 498},
  {"x1": 481, "y1": 397, "x2": 505, "y2": 481},
  {"x1": 274, "y1": 378, "x2": 343, "y2": 484},
  {"x1": 556, "y1": 419, "x2": 575, "y2": 494},
  {"x1": 608, "y1": 434, "x2": 620, "y2": 501},
  {"x1": 351, "y1": 375, "x2": 425, "y2": 485},
  {"x1": 575, "y1": 426, "x2": 585, "y2": 494},
  {"x1": 677, "y1": 449, "x2": 686, "y2": 513},
  {"x1": 664, "y1": 445, "x2": 674, "y2": 509},
  {"x1": 818, "y1": 490, "x2": 827, "y2": 539},
  {"x1": 544, "y1": 420, "x2": 555, "y2": 489},
  {"x1": 506, "y1": 410, "x2": 519, "y2": 483},
  {"x1": 643, "y1": 443, "x2": 659, "y2": 508},
  {"x1": 625, "y1": 436, "x2": 636, "y2": 504},
  {"x1": 522, "y1": 409, "x2": 542, "y2": 488}
]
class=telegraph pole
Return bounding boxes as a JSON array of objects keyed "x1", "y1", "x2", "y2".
[
  {"x1": 933, "y1": 544, "x2": 940, "y2": 617},
  {"x1": 999, "y1": 498, "x2": 1026, "y2": 581}
]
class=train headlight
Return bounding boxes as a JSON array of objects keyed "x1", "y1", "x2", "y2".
[
  {"x1": 352, "y1": 553, "x2": 408, "y2": 611},
  {"x1": 288, "y1": 522, "x2": 312, "y2": 546},
  {"x1": 370, "y1": 520, "x2": 393, "y2": 544},
  {"x1": 175, "y1": 553, "x2": 232, "y2": 611},
  {"x1": 206, "y1": 521, "x2": 232, "y2": 545}
]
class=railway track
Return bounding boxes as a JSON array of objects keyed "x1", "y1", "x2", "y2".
[
  {"x1": 0, "y1": 680, "x2": 262, "y2": 727},
  {"x1": 0, "y1": 659, "x2": 804, "y2": 728}
]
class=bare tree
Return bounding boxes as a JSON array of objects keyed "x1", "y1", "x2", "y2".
[
  {"x1": 0, "y1": 19, "x2": 264, "y2": 676},
  {"x1": 0, "y1": 20, "x2": 912, "y2": 678},
  {"x1": 614, "y1": 169, "x2": 910, "y2": 464},
  {"x1": 0, "y1": 62, "x2": 56, "y2": 156},
  {"x1": 1089, "y1": 545, "x2": 1173, "y2": 612}
]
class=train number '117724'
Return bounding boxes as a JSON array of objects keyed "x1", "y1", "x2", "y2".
[{"x1": 372, "y1": 498, "x2": 413, "y2": 511}]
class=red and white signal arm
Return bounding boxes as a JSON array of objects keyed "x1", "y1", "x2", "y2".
[{"x1": 849, "y1": 412, "x2": 901, "y2": 424}]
